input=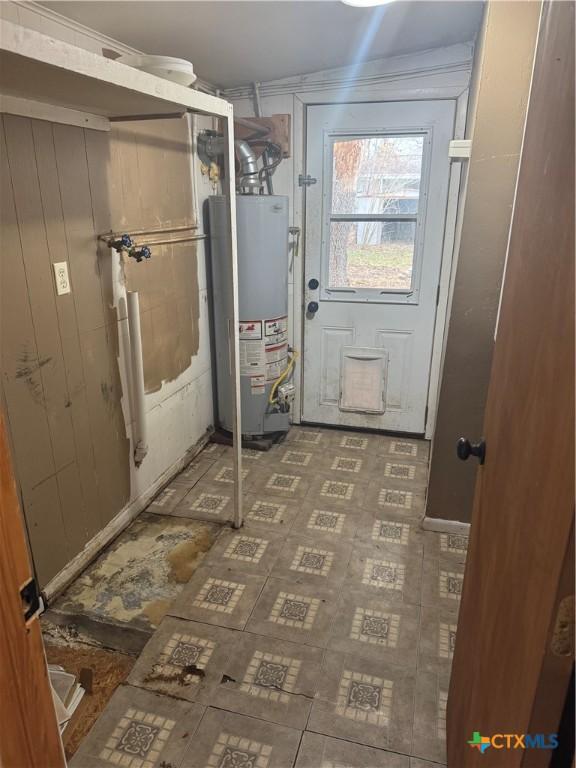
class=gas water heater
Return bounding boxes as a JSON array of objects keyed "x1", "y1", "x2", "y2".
[{"x1": 209, "y1": 194, "x2": 292, "y2": 439}]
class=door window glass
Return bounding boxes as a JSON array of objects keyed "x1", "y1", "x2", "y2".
[
  {"x1": 329, "y1": 221, "x2": 416, "y2": 290},
  {"x1": 328, "y1": 135, "x2": 424, "y2": 291}
]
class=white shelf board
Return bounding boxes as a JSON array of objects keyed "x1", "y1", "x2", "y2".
[
  {"x1": 0, "y1": 20, "x2": 232, "y2": 119},
  {"x1": 0, "y1": 94, "x2": 111, "y2": 131}
]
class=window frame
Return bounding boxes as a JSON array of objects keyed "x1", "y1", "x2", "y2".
[{"x1": 319, "y1": 128, "x2": 432, "y2": 305}]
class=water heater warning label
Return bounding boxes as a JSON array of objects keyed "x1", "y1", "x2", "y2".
[
  {"x1": 250, "y1": 374, "x2": 266, "y2": 395},
  {"x1": 239, "y1": 321, "x2": 264, "y2": 376},
  {"x1": 239, "y1": 317, "x2": 288, "y2": 386},
  {"x1": 265, "y1": 342, "x2": 288, "y2": 381},
  {"x1": 239, "y1": 341, "x2": 265, "y2": 376},
  {"x1": 265, "y1": 316, "x2": 288, "y2": 381},
  {"x1": 239, "y1": 321, "x2": 262, "y2": 340},
  {"x1": 264, "y1": 316, "x2": 288, "y2": 344}
]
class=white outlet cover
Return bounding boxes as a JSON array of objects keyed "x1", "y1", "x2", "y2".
[{"x1": 53, "y1": 261, "x2": 71, "y2": 295}]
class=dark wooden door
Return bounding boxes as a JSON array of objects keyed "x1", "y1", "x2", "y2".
[
  {"x1": 0, "y1": 410, "x2": 65, "y2": 767},
  {"x1": 447, "y1": 2, "x2": 575, "y2": 766}
]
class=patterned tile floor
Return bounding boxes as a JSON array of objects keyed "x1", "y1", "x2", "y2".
[{"x1": 71, "y1": 426, "x2": 467, "y2": 768}]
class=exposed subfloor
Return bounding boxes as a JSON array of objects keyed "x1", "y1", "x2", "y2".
[
  {"x1": 67, "y1": 426, "x2": 467, "y2": 768},
  {"x1": 46, "y1": 510, "x2": 221, "y2": 654},
  {"x1": 44, "y1": 640, "x2": 135, "y2": 761}
]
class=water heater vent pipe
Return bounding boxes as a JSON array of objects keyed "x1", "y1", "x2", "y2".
[{"x1": 235, "y1": 139, "x2": 260, "y2": 192}]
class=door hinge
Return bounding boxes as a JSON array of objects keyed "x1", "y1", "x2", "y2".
[
  {"x1": 20, "y1": 576, "x2": 42, "y2": 625},
  {"x1": 436, "y1": 285, "x2": 441, "y2": 306},
  {"x1": 424, "y1": 405, "x2": 429, "y2": 426},
  {"x1": 298, "y1": 174, "x2": 317, "y2": 187}
]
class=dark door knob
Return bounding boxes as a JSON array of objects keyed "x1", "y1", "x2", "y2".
[
  {"x1": 307, "y1": 301, "x2": 319, "y2": 315},
  {"x1": 457, "y1": 437, "x2": 486, "y2": 465},
  {"x1": 308, "y1": 278, "x2": 319, "y2": 290}
]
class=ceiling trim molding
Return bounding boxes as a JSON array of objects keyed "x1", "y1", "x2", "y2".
[
  {"x1": 223, "y1": 42, "x2": 474, "y2": 99},
  {"x1": 13, "y1": 2, "x2": 219, "y2": 94},
  {"x1": 16, "y1": 1, "x2": 141, "y2": 55}
]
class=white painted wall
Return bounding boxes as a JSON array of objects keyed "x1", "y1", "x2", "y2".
[{"x1": 227, "y1": 44, "x2": 473, "y2": 429}]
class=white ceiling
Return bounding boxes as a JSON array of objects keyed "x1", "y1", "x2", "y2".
[{"x1": 42, "y1": 1, "x2": 484, "y2": 89}]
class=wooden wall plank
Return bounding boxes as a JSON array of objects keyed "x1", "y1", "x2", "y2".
[
  {"x1": 84, "y1": 128, "x2": 116, "y2": 315},
  {"x1": 80, "y1": 324, "x2": 130, "y2": 527},
  {"x1": 3, "y1": 115, "x2": 76, "y2": 475},
  {"x1": 24, "y1": 474, "x2": 70, "y2": 584},
  {"x1": 82, "y1": 127, "x2": 131, "y2": 527},
  {"x1": 52, "y1": 123, "x2": 107, "y2": 333},
  {"x1": 0, "y1": 117, "x2": 55, "y2": 493},
  {"x1": 234, "y1": 114, "x2": 291, "y2": 158},
  {"x1": 31, "y1": 119, "x2": 102, "y2": 547},
  {"x1": 56, "y1": 460, "x2": 89, "y2": 558},
  {"x1": 53, "y1": 123, "x2": 130, "y2": 532}
]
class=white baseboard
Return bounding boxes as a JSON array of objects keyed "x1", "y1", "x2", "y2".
[
  {"x1": 422, "y1": 516, "x2": 471, "y2": 535},
  {"x1": 43, "y1": 434, "x2": 210, "y2": 602}
]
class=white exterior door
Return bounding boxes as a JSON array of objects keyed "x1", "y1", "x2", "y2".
[{"x1": 302, "y1": 100, "x2": 455, "y2": 433}]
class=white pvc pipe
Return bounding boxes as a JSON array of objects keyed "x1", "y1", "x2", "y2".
[{"x1": 127, "y1": 291, "x2": 148, "y2": 466}]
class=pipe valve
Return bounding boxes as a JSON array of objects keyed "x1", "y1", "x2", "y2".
[
  {"x1": 107, "y1": 234, "x2": 133, "y2": 252},
  {"x1": 129, "y1": 245, "x2": 152, "y2": 263}
]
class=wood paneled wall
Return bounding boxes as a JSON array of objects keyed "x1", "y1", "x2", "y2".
[
  {"x1": 1, "y1": 115, "x2": 130, "y2": 584},
  {"x1": 0, "y1": 114, "x2": 199, "y2": 586}
]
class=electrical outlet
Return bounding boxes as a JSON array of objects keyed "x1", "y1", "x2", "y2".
[{"x1": 53, "y1": 261, "x2": 71, "y2": 295}]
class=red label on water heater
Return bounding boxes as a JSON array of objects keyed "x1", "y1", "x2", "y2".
[{"x1": 239, "y1": 316, "x2": 288, "y2": 383}]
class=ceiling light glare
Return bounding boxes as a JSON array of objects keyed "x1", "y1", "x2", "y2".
[{"x1": 341, "y1": 0, "x2": 397, "y2": 6}]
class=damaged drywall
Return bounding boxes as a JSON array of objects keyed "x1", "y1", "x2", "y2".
[
  {"x1": 107, "y1": 117, "x2": 200, "y2": 393},
  {"x1": 123, "y1": 242, "x2": 200, "y2": 394}
]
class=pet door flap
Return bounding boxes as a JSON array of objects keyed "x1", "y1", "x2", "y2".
[{"x1": 339, "y1": 347, "x2": 388, "y2": 414}]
